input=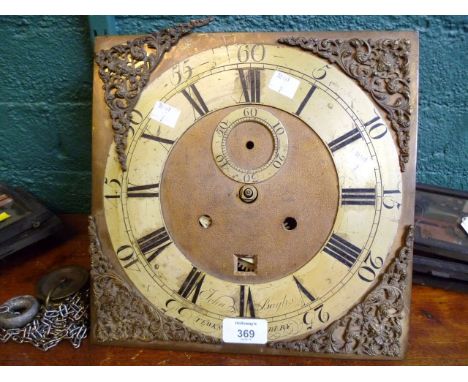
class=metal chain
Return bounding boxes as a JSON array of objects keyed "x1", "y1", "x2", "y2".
[{"x1": 0, "y1": 289, "x2": 89, "y2": 351}]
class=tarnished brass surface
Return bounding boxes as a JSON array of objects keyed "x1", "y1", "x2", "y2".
[
  {"x1": 92, "y1": 28, "x2": 419, "y2": 359},
  {"x1": 161, "y1": 104, "x2": 338, "y2": 283},
  {"x1": 37, "y1": 265, "x2": 89, "y2": 302}
]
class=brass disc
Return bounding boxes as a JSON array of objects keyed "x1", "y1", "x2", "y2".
[
  {"x1": 36, "y1": 265, "x2": 89, "y2": 302},
  {"x1": 212, "y1": 107, "x2": 288, "y2": 183},
  {"x1": 160, "y1": 105, "x2": 339, "y2": 284}
]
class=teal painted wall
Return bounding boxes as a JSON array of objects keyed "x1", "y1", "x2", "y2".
[{"x1": 0, "y1": 16, "x2": 466, "y2": 213}]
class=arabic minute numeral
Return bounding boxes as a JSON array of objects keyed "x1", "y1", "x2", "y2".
[
  {"x1": 243, "y1": 173, "x2": 256, "y2": 183},
  {"x1": 364, "y1": 112, "x2": 388, "y2": 140},
  {"x1": 243, "y1": 107, "x2": 258, "y2": 117},
  {"x1": 272, "y1": 154, "x2": 286, "y2": 169},
  {"x1": 312, "y1": 64, "x2": 330, "y2": 81},
  {"x1": 116, "y1": 245, "x2": 139, "y2": 269},
  {"x1": 171, "y1": 59, "x2": 192, "y2": 85},
  {"x1": 303, "y1": 303, "x2": 330, "y2": 328},
  {"x1": 314, "y1": 304, "x2": 330, "y2": 323},
  {"x1": 237, "y1": 44, "x2": 265, "y2": 63},
  {"x1": 130, "y1": 109, "x2": 144, "y2": 127},
  {"x1": 383, "y1": 189, "x2": 402, "y2": 210},
  {"x1": 104, "y1": 178, "x2": 122, "y2": 199},
  {"x1": 358, "y1": 251, "x2": 384, "y2": 283},
  {"x1": 216, "y1": 120, "x2": 229, "y2": 136},
  {"x1": 215, "y1": 154, "x2": 229, "y2": 168}
]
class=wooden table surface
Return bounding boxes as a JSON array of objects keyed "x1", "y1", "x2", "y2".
[{"x1": 0, "y1": 214, "x2": 467, "y2": 366}]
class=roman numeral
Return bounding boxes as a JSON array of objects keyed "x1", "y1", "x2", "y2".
[
  {"x1": 137, "y1": 227, "x2": 171, "y2": 263},
  {"x1": 177, "y1": 267, "x2": 206, "y2": 304},
  {"x1": 181, "y1": 84, "x2": 209, "y2": 117},
  {"x1": 104, "y1": 195, "x2": 120, "y2": 199},
  {"x1": 327, "y1": 128, "x2": 362, "y2": 152},
  {"x1": 141, "y1": 133, "x2": 174, "y2": 145},
  {"x1": 323, "y1": 234, "x2": 362, "y2": 268},
  {"x1": 238, "y1": 68, "x2": 261, "y2": 103},
  {"x1": 239, "y1": 285, "x2": 256, "y2": 318},
  {"x1": 341, "y1": 188, "x2": 376, "y2": 206},
  {"x1": 295, "y1": 84, "x2": 317, "y2": 115},
  {"x1": 293, "y1": 276, "x2": 316, "y2": 304},
  {"x1": 127, "y1": 183, "x2": 159, "y2": 198}
]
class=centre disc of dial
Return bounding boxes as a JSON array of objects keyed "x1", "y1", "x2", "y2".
[{"x1": 160, "y1": 105, "x2": 339, "y2": 284}]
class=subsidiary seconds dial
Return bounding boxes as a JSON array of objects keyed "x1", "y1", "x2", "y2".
[{"x1": 212, "y1": 107, "x2": 289, "y2": 184}]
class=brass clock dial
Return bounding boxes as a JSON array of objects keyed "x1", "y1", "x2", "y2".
[{"x1": 102, "y1": 41, "x2": 404, "y2": 342}]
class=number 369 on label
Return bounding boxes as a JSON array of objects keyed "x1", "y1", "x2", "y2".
[{"x1": 222, "y1": 318, "x2": 268, "y2": 345}]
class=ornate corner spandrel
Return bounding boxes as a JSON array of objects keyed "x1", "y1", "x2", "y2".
[
  {"x1": 89, "y1": 216, "x2": 220, "y2": 345},
  {"x1": 278, "y1": 37, "x2": 412, "y2": 172},
  {"x1": 95, "y1": 17, "x2": 213, "y2": 172},
  {"x1": 269, "y1": 225, "x2": 414, "y2": 358}
]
